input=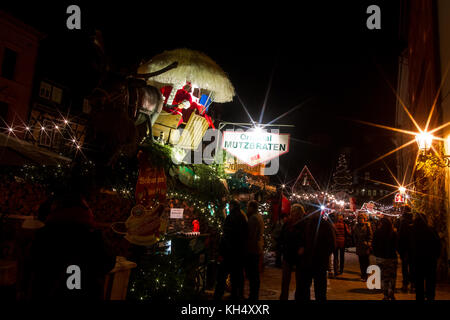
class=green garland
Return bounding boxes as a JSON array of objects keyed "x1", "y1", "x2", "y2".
[{"x1": 127, "y1": 252, "x2": 190, "y2": 301}]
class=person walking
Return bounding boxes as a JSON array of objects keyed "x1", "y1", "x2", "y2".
[
  {"x1": 214, "y1": 200, "x2": 249, "y2": 301},
  {"x1": 296, "y1": 210, "x2": 336, "y2": 301},
  {"x1": 245, "y1": 200, "x2": 264, "y2": 300},
  {"x1": 353, "y1": 213, "x2": 373, "y2": 281},
  {"x1": 410, "y1": 213, "x2": 441, "y2": 301},
  {"x1": 333, "y1": 214, "x2": 350, "y2": 276},
  {"x1": 372, "y1": 217, "x2": 398, "y2": 300},
  {"x1": 398, "y1": 207, "x2": 415, "y2": 293},
  {"x1": 279, "y1": 204, "x2": 305, "y2": 300}
]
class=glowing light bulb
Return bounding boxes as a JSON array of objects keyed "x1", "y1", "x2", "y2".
[
  {"x1": 8, "y1": 128, "x2": 13, "y2": 132},
  {"x1": 55, "y1": 125, "x2": 59, "y2": 129},
  {"x1": 41, "y1": 127, "x2": 45, "y2": 131},
  {"x1": 64, "y1": 119, "x2": 68, "y2": 124},
  {"x1": 399, "y1": 186, "x2": 406, "y2": 194},
  {"x1": 26, "y1": 127, "x2": 30, "y2": 131},
  {"x1": 320, "y1": 205, "x2": 325, "y2": 210},
  {"x1": 415, "y1": 131, "x2": 434, "y2": 152}
]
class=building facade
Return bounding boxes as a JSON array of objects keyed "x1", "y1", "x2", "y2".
[
  {"x1": 24, "y1": 78, "x2": 88, "y2": 155},
  {"x1": 396, "y1": 0, "x2": 450, "y2": 275},
  {"x1": 0, "y1": 11, "x2": 43, "y2": 138}
]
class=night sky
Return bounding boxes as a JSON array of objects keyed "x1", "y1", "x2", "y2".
[{"x1": 2, "y1": 0, "x2": 403, "y2": 187}]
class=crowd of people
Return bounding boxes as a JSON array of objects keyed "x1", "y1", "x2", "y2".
[
  {"x1": 213, "y1": 198, "x2": 443, "y2": 301},
  {"x1": 1, "y1": 172, "x2": 444, "y2": 301}
]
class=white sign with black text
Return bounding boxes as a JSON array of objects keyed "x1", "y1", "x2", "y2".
[{"x1": 170, "y1": 208, "x2": 184, "y2": 219}]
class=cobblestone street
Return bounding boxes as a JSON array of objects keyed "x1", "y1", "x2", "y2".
[{"x1": 243, "y1": 250, "x2": 450, "y2": 300}]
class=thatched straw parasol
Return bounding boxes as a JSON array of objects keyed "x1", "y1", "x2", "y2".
[{"x1": 137, "y1": 48, "x2": 235, "y2": 103}]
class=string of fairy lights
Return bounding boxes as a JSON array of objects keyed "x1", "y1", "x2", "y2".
[
  {"x1": 282, "y1": 185, "x2": 402, "y2": 217},
  {"x1": 2, "y1": 115, "x2": 85, "y2": 155}
]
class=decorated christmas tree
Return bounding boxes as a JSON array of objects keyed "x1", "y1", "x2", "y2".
[{"x1": 331, "y1": 154, "x2": 353, "y2": 195}]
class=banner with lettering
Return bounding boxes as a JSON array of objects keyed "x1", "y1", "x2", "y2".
[{"x1": 135, "y1": 150, "x2": 167, "y2": 206}]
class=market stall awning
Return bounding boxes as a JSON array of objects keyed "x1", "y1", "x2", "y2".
[
  {"x1": 0, "y1": 133, "x2": 71, "y2": 166},
  {"x1": 137, "y1": 48, "x2": 235, "y2": 103}
]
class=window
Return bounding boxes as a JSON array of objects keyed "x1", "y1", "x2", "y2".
[
  {"x1": 51, "y1": 86, "x2": 63, "y2": 104},
  {"x1": 1, "y1": 48, "x2": 18, "y2": 80},
  {"x1": 0, "y1": 101, "x2": 8, "y2": 120},
  {"x1": 373, "y1": 190, "x2": 377, "y2": 196},
  {"x1": 368, "y1": 190, "x2": 372, "y2": 196},
  {"x1": 39, "y1": 81, "x2": 52, "y2": 100}
]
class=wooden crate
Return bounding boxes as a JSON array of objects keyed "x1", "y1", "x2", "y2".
[
  {"x1": 152, "y1": 112, "x2": 182, "y2": 144},
  {"x1": 176, "y1": 113, "x2": 209, "y2": 150}
]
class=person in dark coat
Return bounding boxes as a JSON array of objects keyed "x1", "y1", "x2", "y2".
[
  {"x1": 279, "y1": 204, "x2": 305, "y2": 300},
  {"x1": 410, "y1": 213, "x2": 441, "y2": 301},
  {"x1": 245, "y1": 200, "x2": 264, "y2": 301},
  {"x1": 296, "y1": 210, "x2": 336, "y2": 301},
  {"x1": 398, "y1": 207, "x2": 415, "y2": 293},
  {"x1": 29, "y1": 181, "x2": 116, "y2": 300},
  {"x1": 353, "y1": 213, "x2": 373, "y2": 281},
  {"x1": 214, "y1": 200, "x2": 248, "y2": 300},
  {"x1": 372, "y1": 217, "x2": 398, "y2": 300},
  {"x1": 271, "y1": 188, "x2": 291, "y2": 267}
]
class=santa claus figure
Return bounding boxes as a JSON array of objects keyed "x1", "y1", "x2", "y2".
[{"x1": 160, "y1": 82, "x2": 214, "y2": 128}]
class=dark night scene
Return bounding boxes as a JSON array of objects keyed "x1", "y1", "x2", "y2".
[{"x1": 0, "y1": 0, "x2": 450, "y2": 310}]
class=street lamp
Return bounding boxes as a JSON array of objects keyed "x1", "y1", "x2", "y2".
[
  {"x1": 415, "y1": 131, "x2": 450, "y2": 167},
  {"x1": 415, "y1": 132, "x2": 434, "y2": 153}
]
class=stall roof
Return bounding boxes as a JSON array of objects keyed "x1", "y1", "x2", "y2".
[{"x1": 0, "y1": 133, "x2": 71, "y2": 165}]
